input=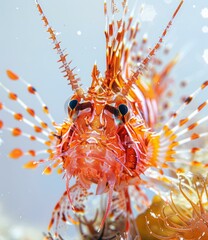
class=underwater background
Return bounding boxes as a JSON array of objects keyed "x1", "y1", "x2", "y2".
[{"x1": 0, "y1": 0, "x2": 208, "y2": 239}]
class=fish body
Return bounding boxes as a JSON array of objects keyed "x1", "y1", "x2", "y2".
[{"x1": 1, "y1": 0, "x2": 208, "y2": 238}]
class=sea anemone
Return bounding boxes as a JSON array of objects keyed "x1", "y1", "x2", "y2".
[
  {"x1": 136, "y1": 195, "x2": 177, "y2": 240},
  {"x1": 145, "y1": 173, "x2": 208, "y2": 240}
]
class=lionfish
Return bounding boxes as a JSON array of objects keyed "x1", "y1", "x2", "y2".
[{"x1": 1, "y1": 0, "x2": 208, "y2": 238}]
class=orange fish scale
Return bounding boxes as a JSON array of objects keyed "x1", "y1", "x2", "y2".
[
  {"x1": 198, "y1": 101, "x2": 207, "y2": 111},
  {"x1": 191, "y1": 161, "x2": 202, "y2": 167},
  {"x1": 176, "y1": 168, "x2": 185, "y2": 173},
  {"x1": 41, "y1": 121, "x2": 48, "y2": 128},
  {"x1": 9, "y1": 148, "x2": 23, "y2": 159},
  {"x1": 28, "y1": 150, "x2": 36, "y2": 157},
  {"x1": 201, "y1": 80, "x2": 208, "y2": 89},
  {"x1": 23, "y1": 161, "x2": 38, "y2": 169},
  {"x1": 27, "y1": 86, "x2": 36, "y2": 94},
  {"x1": 179, "y1": 118, "x2": 188, "y2": 126},
  {"x1": 42, "y1": 105, "x2": 49, "y2": 114},
  {"x1": 57, "y1": 168, "x2": 63, "y2": 174},
  {"x1": 44, "y1": 141, "x2": 52, "y2": 147},
  {"x1": 12, "y1": 128, "x2": 22, "y2": 136},
  {"x1": 26, "y1": 108, "x2": 35, "y2": 117},
  {"x1": 34, "y1": 125, "x2": 42, "y2": 133},
  {"x1": 191, "y1": 133, "x2": 200, "y2": 140},
  {"x1": 191, "y1": 147, "x2": 200, "y2": 153},
  {"x1": 0, "y1": 120, "x2": 3, "y2": 129},
  {"x1": 14, "y1": 113, "x2": 23, "y2": 121},
  {"x1": 8, "y1": 92, "x2": 17, "y2": 100},
  {"x1": 30, "y1": 136, "x2": 36, "y2": 141},
  {"x1": 188, "y1": 122, "x2": 198, "y2": 131},
  {"x1": 43, "y1": 166, "x2": 52, "y2": 175},
  {"x1": 6, "y1": 70, "x2": 19, "y2": 80}
]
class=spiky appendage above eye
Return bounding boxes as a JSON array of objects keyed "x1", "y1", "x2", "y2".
[
  {"x1": 146, "y1": 173, "x2": 208, "y2": 240},
  {"x1": 35, "y1": 0, "x2": 80, "y2": 91}
]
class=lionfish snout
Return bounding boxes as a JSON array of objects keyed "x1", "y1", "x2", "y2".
[
  {"x1": 62, "y1": 141, "x2": 126, "y2": 193},
  {"x1": 86, "y1": 136, "x2": 98, "y2": 144}
]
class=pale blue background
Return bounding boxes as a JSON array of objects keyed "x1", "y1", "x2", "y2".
[{"x1": 0, "y1": 0, "x2": 207, "y2": 237}]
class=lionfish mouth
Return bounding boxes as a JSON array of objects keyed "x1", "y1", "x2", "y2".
[{"x1": 60, "y1": 142, "x2": 128, "y2": 192}]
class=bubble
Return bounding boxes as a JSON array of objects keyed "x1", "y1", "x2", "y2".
[
  {"x1": 201, "y1": 8, "x2": 208, "y2": 18},
  {"x1": 140, "y1": 4, "x2": 157, "y2": 22},
  {"x1": 10, "y1": 226, "x2": 24, "y2": 238},
  {"x1": 202, "y1": 26, "x2": 208, "y2": 33},
  {"x1": 164, "y1": 0, "x2": 172, "y2": 4},
  {"x1": 202, "y1": 49, "x2": 208, "y2": 64},
  {"x1": 77, "y1": 30, "x2": 82, "y2": 36}
]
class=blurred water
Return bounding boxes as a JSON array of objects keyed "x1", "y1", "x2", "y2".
[{"x1": 0, "y1": 0, "x2": 207, "y2": 238}]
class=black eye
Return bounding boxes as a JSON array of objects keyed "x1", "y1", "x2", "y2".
[
  {"x1": 118, "y1": 104, "x2": 128, "y2": 115},
  {"x1": 69, "y1": 99, "x2": 78, "y2": 110}
]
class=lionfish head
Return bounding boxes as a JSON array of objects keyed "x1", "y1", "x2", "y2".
[{"x1": 55, "y1": 63, "x2": 150, "y2": 193}]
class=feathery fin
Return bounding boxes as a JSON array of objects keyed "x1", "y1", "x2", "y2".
[{"x1": 35, "y1": 0, "x2": 80, "y2": 91}]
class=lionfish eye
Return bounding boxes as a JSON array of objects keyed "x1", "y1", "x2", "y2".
[
  {"x1": 118, "y1": 104, "x2": 128, "y2": 116},
  {"x1": 69, "y1": 99, "x2": 78, "y2": 110}
]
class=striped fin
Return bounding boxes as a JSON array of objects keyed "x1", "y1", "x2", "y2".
[
  {"x1": 148, "y1": 80, "x2": 208, "y2": 175},
  {"x1": 43, "y1": 233, "x2": 64, "y2": 240},
  {"x1": 35, "y1": 0, "x2": 80, "y2": 91},
  {"x1": 6, "y1": 70, "x2": 55, "y2": 124},
  {"x1": 48, "y1": 184, "x2": 92, "y2": 237},
  {"x1": 103, "y1": 1, "x2": 180, "y2": 128},
  {"x1": 123, "y1": 0, "x2": 184, "y2": 95},
  {"x1": 104, "y1": 0, "x2": 142, "y2": 88},
  {"x1": 0, "y1": 70, "x2": 62, "y2": 174}
]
